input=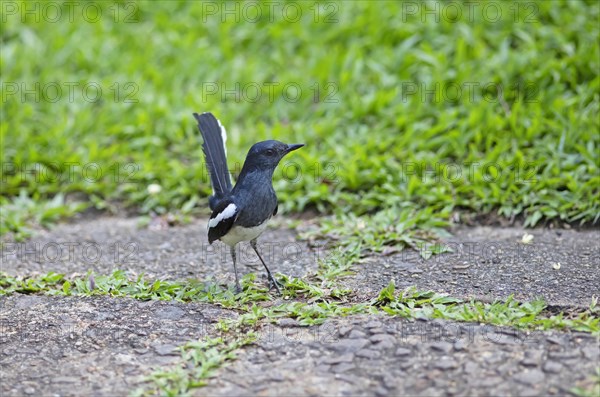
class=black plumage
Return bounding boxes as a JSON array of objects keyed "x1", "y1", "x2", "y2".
[
  {"x1": 193, "y1": 112, "x2": 232, "y2": 210},
  {"x1": 194, "y1": 112, "x2": 304, "y2": 293}
]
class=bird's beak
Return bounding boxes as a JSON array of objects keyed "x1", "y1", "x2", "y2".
[{"x1": 285, "y1": 143, "x2": 305, "y2": 153}]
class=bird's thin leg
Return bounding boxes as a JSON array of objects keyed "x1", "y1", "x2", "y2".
[
  {"x1": 230, "y1": 245, "x2": 242, "y2": 294},
  {"x1": 250, "y1": 239, "x2": 281, "y2": 293}
]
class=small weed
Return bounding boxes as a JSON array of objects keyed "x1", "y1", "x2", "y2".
[
  {"x1": 571, "y1": 368, "x2": 600, "y2": 397},
  {"x1": 134, "y1": 334, "x2": 257, "y2": 397},
  {"x1": 2, "y1": 271, "x2": 597, "y2": 335},
  {"x1": 301, "y1": 206, "x2": 452, "y2": 259},
  {"x1": 374, "y1": 281, "x2": 599, "y2": 334},
  {"x1": 0, "y1": 191, "x2": 88, "y2": 241}
]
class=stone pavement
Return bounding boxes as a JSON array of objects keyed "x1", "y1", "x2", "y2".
[{"x1": 1, "y1": 217, "x2": 598, "y2": 396}]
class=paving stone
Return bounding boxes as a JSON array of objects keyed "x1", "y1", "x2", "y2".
[
  {"x1": 156, "y1": 306, "x2": 185, "y2": 320},
  {"x1": 488, "y1": 334, "x2": 518, "y2": 345},
  {"x1": 514, "y1": 369, "x2": 545, "y2": 386},
  {"x1": 453, "y1": 339, "x2": 468, "y2": 351},
  {"x1": 277, "y1": 318, "x2": 299, "y2": 327},
  {"x1": 334, "y1": 374, "x2": 357, "y2": 384},
  {"x1": 338, "y1": 325, "x2": 353, "y2": 337},
  {"x1": 433, "y1": 358, "x2": 458, "y2": 370},
  {"x1": 382, "y1": 374, "x2": 398, "y2": 389},
  {"x1": 371, "y1": 340, "x2": 395, "y2": 350},
  {"x1": 355, "y1": 349, "x2": 381, "y2": 359},
  {"x1": 548, "y1": 351, "x2": 581, "y2": 360},
  {"x1": 464, "y1": 361, "x2": 479, "y2": 374},
  {"x1": 328, "y1": 338, "x2": 370, "y2": 353},
  {"x1": 348, "y1": 329, "x2": 367, "y2": 339},
  {"x1": 472, "y1": 377, "x2": 503, "y2": 387},
  {"x1": 581, "y1": 346, "x2": 599, "y2": 360},
  {"x1": 431, "y1": 341, "x2": 453, "y2": 353},
  {"x1": 546, "y1": 336, "x2": 564, "y2": 345},
  {"x1": 542, "y1": 361, "x2": 562, "y2": 374},
  {"x1": 395, "y1": 347, "x2": 412, "y2": 356},
  {"x1": 399, "y1": 360, "x2": 415, "y2": 369},
  {"x1": 323, "y1": 353, "x2": 354, "y2": 364},
  {"x1": 331, "y1": 363, "x2": 356, "y2": 373},
  {"x1": 153, "y1": 344, "x2": 177, "y2": 356},
  {"x1": 521, "y1": 350, "x2": 543, "y2": 367},
  {"x1": 519, "y1": 386, "x2": 542, "y2": 397},
  {"x1": 364, "y1": 320, "x2": 383, "y2": 329},
  {"x1": 269, "y1": 373, "x2": 285, "y2": 382},
  {"x1": 484, "y1": 352, "x2": 504, "y2": 365},
  {"x1": 369, "y1": 334, "x2": 396, "y2": 344}
]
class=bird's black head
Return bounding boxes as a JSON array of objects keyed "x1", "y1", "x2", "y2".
[{"x1": 243, "y1": 140, "x2": 304, "y2": 171}]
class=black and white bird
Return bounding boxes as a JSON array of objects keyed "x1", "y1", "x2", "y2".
[{"x1": 193, "y1": 112, "x2": 304, "y2": 293}]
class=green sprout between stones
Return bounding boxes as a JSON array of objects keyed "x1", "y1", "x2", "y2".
[
  {"x1": 571, "y1": 368, "x2": 600, "y2": 397},
  {"x1": 300, "y1": 206, "x2": 454, "y2": 259},
  {"x1": 132, "y1": 335, "x2": 257, "y2": 397},
  {"x1": 373, "y1": 280, "x2": 599, "y2": 334},
  {"x1": 2, "y1": 272, "x2": 597, "y2": 335}
]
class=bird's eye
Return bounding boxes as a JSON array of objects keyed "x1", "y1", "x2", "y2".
[{"x1": 265, "y1": 149, "x2": 275, "y2": 156}]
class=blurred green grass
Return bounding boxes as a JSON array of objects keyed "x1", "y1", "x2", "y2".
[{"x1": 1, "y1": 1, "x2": 599, "y2": 239}]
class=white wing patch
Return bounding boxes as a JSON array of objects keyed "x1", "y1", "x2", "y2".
[
  {"x1": 211, "y1": 112, "x2": 232, "y2": 187},
  {"x1": 215, "y1": 116, "x2": 228, "y2": 157},
  {"x1": 208, "y1": 203, "x2": 237, "y2": 229}
]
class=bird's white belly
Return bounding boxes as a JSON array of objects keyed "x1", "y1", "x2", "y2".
[{"x1": 220, "y1": 221, "x2": 269, "y2": 246}]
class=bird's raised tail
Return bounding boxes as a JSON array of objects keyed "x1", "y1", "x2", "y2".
[{"x1": 193, "y1": 112, "x2": 233, "y2": 210}]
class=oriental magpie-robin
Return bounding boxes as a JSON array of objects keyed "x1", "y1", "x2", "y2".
[{"x1": 193, "y1": 112, "x2": 304, "y2": 293}]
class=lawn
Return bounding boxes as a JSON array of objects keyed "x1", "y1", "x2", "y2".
[{"x1": 1, "y1": 0, "x2": 599, "y2": 240}]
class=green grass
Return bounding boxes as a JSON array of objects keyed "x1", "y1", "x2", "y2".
[
  {"x1": 2, "y1": 1, "x2": 599, "y2": 238},
  {"x1": 1, "y1": 270, "x2": 597, "y2": 334}
]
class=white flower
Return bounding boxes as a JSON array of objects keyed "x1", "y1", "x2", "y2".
[
  {"x1": 521, "y1": 233, "x2": 534, "y2": 244},
  {"x1": 147, "y1": 184, "x2": 162, "y2": 195}
]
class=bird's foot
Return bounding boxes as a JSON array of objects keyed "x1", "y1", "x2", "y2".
[
  {"x1": 234, "y1": 283, "x2": 243, "y2": 295},
  {"x1": 267, "y1": 276, "x2": 283, "y2": 294}
]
